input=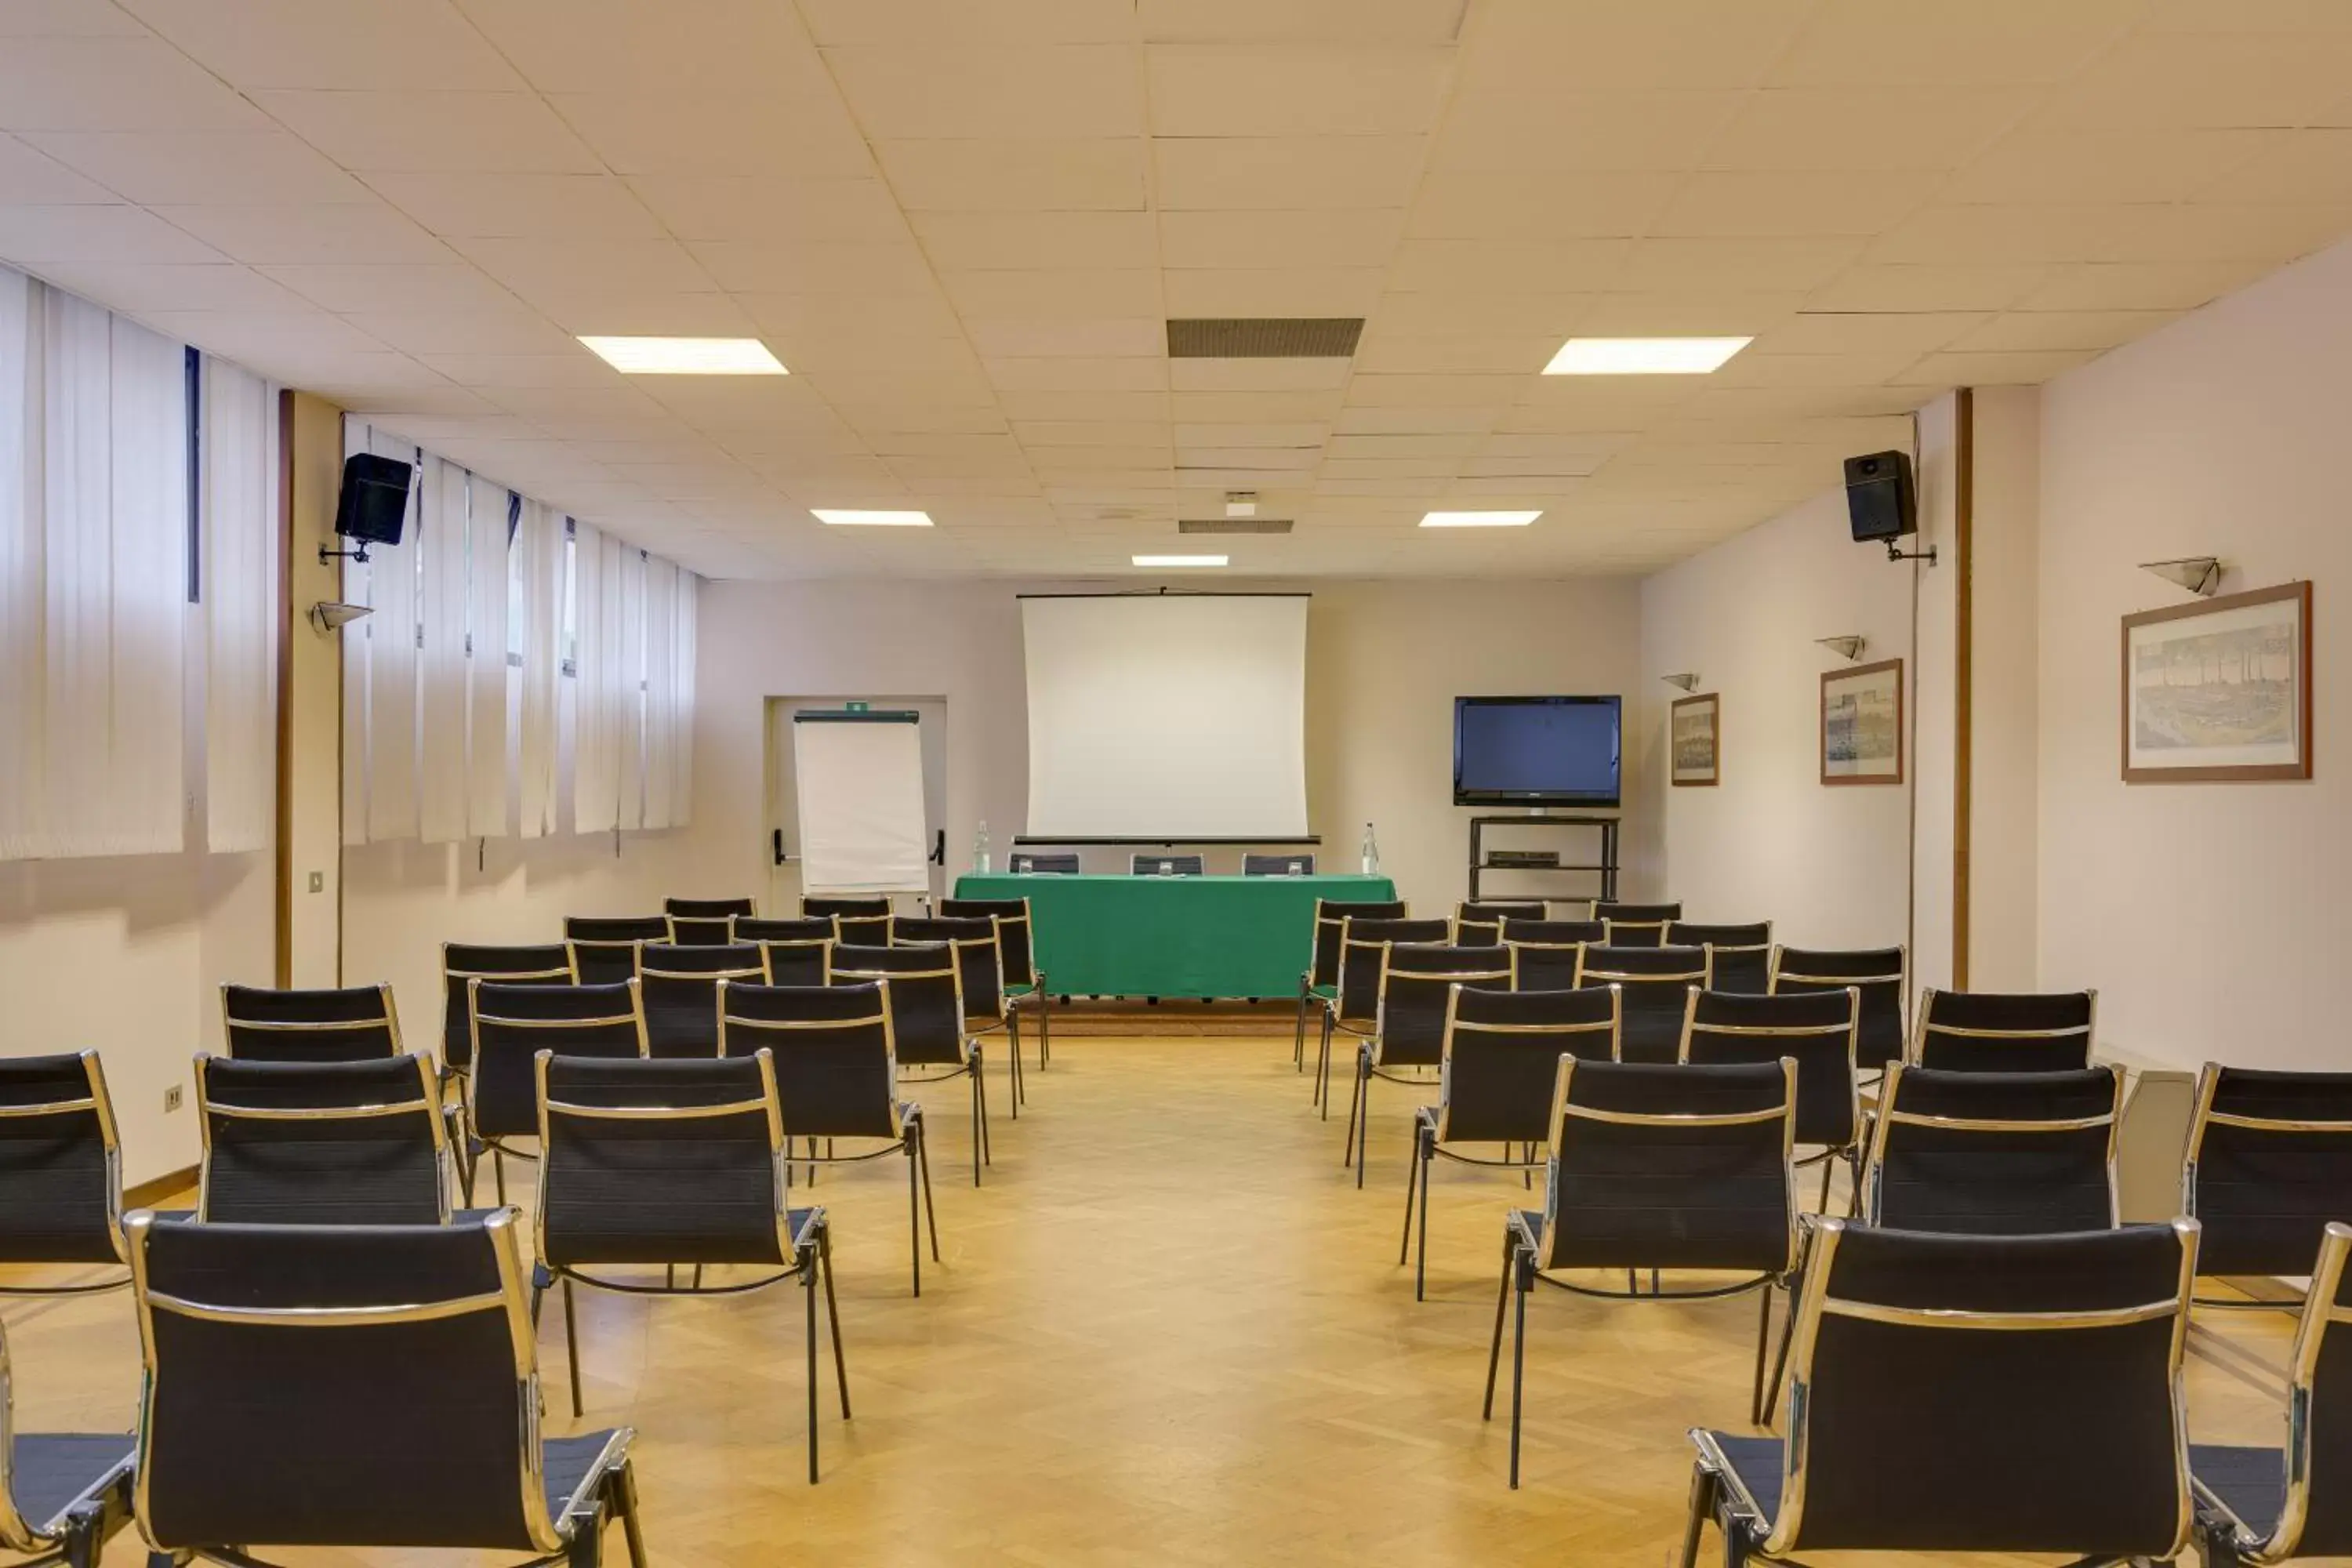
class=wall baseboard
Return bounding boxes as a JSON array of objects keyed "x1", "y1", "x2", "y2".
[{"x1": 125, "y1": 1166, "x2": 197, "y2": 1209}]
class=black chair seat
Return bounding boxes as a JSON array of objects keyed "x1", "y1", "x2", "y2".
[
  {"x1": 543, "y1": 1430, "x2": 630, "y2": 1529},
  {"x1": 2190, "y1": 1443, "x2": 2283, "y2": 1541},
  {"x1": 1700, "y1": 1432, "x2": 1787, "y2": 1528},
  {"x1": 12, "y1": 1432, "x2": 134, "y2": 1533}
]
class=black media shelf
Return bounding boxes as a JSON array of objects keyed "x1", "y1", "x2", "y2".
[{"x1": 1467, "y1": 815, "x2": 1619, "y2": 906}]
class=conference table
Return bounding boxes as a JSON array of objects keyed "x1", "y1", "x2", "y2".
[{"x1": 950, "y1": 872, "x2": 1398, "y2": 1001}]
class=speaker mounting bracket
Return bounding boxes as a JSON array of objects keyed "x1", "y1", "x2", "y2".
[
  {"x1": 318, "y1": 541, "x2": 374, "y2": 566},
  {"x1": 1885, "y1": 541, "x2": 1937, "y2": 565}
]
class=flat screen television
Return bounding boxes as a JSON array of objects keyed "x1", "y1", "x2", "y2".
[{"x1": 1453, "y1": 695, "x2": 1621, "y2": 808}]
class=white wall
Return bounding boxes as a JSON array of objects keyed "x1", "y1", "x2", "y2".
[
  {"x1": 679, "y1": 577, "x2": 1647, "y2": 916},
  {"x1": 2038, "y1": 233, "x2": 2352, "y2": 1069}
]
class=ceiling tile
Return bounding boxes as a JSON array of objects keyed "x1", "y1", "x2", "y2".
[
  {"x1": 121, "y1": 0, "x2": 525, "y2": 89},
  {"x1": 24, "y1": 129, "x2": 370, "y2": 205},
  {"x1": 455, "y1": 0, "x2": 831, "y2": 94},
  {"x1": 0, "y1": 2, "x2": 151, "y2": 36},
  {"x1": 255, "y1": 90, "x2": 601, "y2": 173},
  {"x1": 1701, "y1": 87, "x2": 2041, "y2": 172},
  {"x1": 1893, "y1": 348, "x2": 2101, "y2": 386},
  {"x1": 1940, "y1": 310, "x2": 2180, "y2": 353},
  {"x1": 30, "y1": 259, "x2": 312, "y2": 311},
  {"x1": 1137, "y1": 0, "x2": 1465, "y2": 44},
  {"x1": 1157, "y1": 267, "x2": 1383, "y2": 317},
  {"x1": 149, "y1": 201, "x2": 457, "y2": 265},
  {"x1": 874, "y1": 137, "x2": 1145, "y2": 212},
  {"x1": 1748, "y1": 310, "x2": 1990, "y2": 355},
  {"x1": 1766, "y1": 0, "x2": 2140, "y2": 88},
  {"x1": 1462, "y1": 0, "x2": 1812, "y2": 93},
  {"x1": 798, "y1": 0, "x2": 1134, "y2": 45},
  {"x1": 1804, "y1": 264, "x2": 2050, "y2": 313},
  {"x1": 938, "y1": 267, "x2": 1161, "y2": 318},
  {"x1": 1158, "y1": 208, "x2": 1405, "y2": 270},
  {"x1": 685, "y1": 239, "x2": 935, "y2": 295},
  {"x1": 626, "y1": 176, "x2": 910, "y2": 244},
  {"x1": 1406, "y1": 172, "x2": 1668, "y2": 240},
  {"x1": 1940, "y1": 129, "x2": 2284, "y2": 205},
  {"x1": 1386, "y1": 238, "x2": 1629, "y2": 293},
  {"x1": 0, "y1": 202, "x2": 223, "y2": 263},
  {"x1": 826, "y1": 45, "x2": 1144, "y2": 140},
  {"x1": 912, "y1": 211, "x2": 1157, "y2": 271},
  {"x1": 1146, "y1": 45, "x2": 1454, "y2": 137},
  {"x1": 0, "y1": 132, "x2": 115, "y2": 201},
  {"x1": 2036, "y1": 30, "x2": 2352, "y2": 129},
  {"x1": 966, "y1": 318, "x2": 1162, "y2": 358},
  {"x1": 256, "y1": 261, "x2": 526, "y2": 314},
  {"x1": 1152, "y1": 136, "x2": 1425, "y2": 210},
  {"x1": 0, "y1": 38, "x2": 270, "y2": 132},
  {"x1": 550, "y1": 93, "x2": 874, "y2": 178},
  {"x1": 2015, "y1": 260, "x2": 2276, "y2": 312},
  {"x1": 343, "y1": 309, "x2": 580, "y2": 356},
  {"x1": 1431, "y1": 92, "x2": 1743, "y2": 172},
  {"x1": 364, "y1": 173, "x2": 666, "y2": 241}
]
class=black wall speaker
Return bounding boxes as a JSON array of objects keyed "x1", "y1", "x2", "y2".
[
  {"x1": 1843, "y1": 449, "x2": 1915, "y2": 543},
  {"x1": 335, "y1": 453, "x2": 412, "y2": 546}
]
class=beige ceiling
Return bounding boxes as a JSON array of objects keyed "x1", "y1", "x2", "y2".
[{"x1": 5, "y1": 0, "x2": 2352, "y2": 580}]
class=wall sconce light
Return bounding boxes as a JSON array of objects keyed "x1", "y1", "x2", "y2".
[
  {"x1": 1815, "y1": 635, "x2": 1867, "y2": 662},
  {"x1": 308, "y1": 601, "x2": 372, "y2": 635},
  {"x1": 2140, "y1": 557, "x2": 2222, "y2": 597},
  {"x1": 1660, "y1": 673, "x2": 1700, "y2": 691}
]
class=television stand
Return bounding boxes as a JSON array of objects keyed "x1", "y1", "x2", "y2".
[{"x1": 1468, "y1": 815, "x2": 1618, "y2": 906}]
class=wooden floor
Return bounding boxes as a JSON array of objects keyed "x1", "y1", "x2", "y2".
[{"x1": 4, "y1": 1033, "x2": 2307, "y2": 1566}]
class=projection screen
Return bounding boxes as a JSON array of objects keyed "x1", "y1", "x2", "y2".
[{"x1": 1022, "y1": 593, "x2": 1310, "y2": 840}]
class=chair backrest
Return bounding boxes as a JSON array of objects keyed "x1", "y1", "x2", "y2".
[
  {"x1": 637, "y1": 942, "x2": 764, "y2": 1058},
  {"x1": 0, "y1": 1051, "x2": 122, "y2": 1265},
  {"x1": 1574, "y1": 944, "x2": 1710, "y2": 1064},
  {"x1": 440, "y1": 942, "x2": 573, "y2": 1073},
  {"x1": 719, "y1": 980, "x2": 901, "y2": 1142},
  {"x1": 195, "y1": 1054, "x2": 447, "y2": 1225},
  {"x1": 1131, "y1": 852, "x2": 1204, "y2": 877},
  {"x1": 1912, "y1": 988, "x2": 2096, "y2": 1073},
  {"x1": 1595, "y1": 902, "x2": 1682, "y2": 947},
  {"x1": 941, "y1": 897, "x2": 1038, "y2": 989},
  {"x1": 666, "y1": 896, "x2": 756, "y2": 919},
  {"x1": 469, "y1": 980, "x2": 646, "y2": 1142},
  {"x1": 1436, "y1": 985, "x2": 1619, "y2": 1145},
  {"x1": 1308, "y1": 899, "x2": 1409, "y2": 989},
  {"x1": 1759, "y1": 1218, "x2": 2194, "y2": 1560},
  {"x1": 1243, "y1": 852, "x2": 1315, "y2": 876},
  {"x1": 536, "y1": 1052, "x2": 789, "y2": 1269},
  {"x1": 2215, "y1": 1222, "x2": 2352, "y2": 1561},
  {"x1": 734, "y1": 914, "x2": 837, "y2": 944},
  {"x1": 1667, "y1": 920, "x2": 1772, "y2": 994},
  {"x1": 1533, "y1": 1058, "x2": 1796, "y2": 1276},
  {"x1": 1682, "y1": 988, "x2": 1860, "y2": 1153},
  {"x1": 803, "y1": 896, "x2": 891, "y2": 945},
  {"x1": 125, "y1": 1208, "x2": 568, "y2": 1555},
  {"x1": 828, "y1": 943, "x2": 967, "y2": 1065},
  {"x1": 891, "y1": 915, "x2": 1004, "y2": 1022},
  {"x1": 1864, "y1": 1063, "x2": 2124, "y2": 1234},
  {"x1": 2184, "y1": 1064, "x2": 2352, "y2": 1278},
  {"x1": 1770, "y1": 945, "x2": 1907, "y2": 1070},
  {"x1": 562, "y1": 915, "x2": 669, "y2": 985},
  {"x1": 221, "y1": 983, "x2": 401, "y2": 1062},
  {"x1": 1504, "y1": 923, "x2": 1599, "y2": 993},
  {"x1": 757, "y1": 936, "x2": 835, "y2": 989},
  {"x1": 1007, "y1": 851, "x2": 1080, "y2": 875},
  {"x1": 1454, "y1": 902, "x2": 1548, "y2": 947},
  {"x1": 665, "y1": 913, "x2": 737, "y2": 946},
  {"x1": 1334, "y1": 917, "x2": 1453, "y2": 1025},
  {"x1": 1374, "y1": 945, "x2": 1514, "y2": 1067}
]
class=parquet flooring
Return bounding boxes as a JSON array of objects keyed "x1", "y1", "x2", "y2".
[{"x1": 1, "y1": 1033, "x2": 2302, "y2": 1565}]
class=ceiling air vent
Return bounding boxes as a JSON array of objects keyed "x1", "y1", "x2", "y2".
[
  {"x1": 1166, "y1": 318, "x2": 1364, "y2": 358},
  {"x1": 1179, "y1": 517, "x2": 1294, "y2": 535}
]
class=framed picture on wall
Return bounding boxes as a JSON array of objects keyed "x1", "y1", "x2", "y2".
[
  {"x1": 1670, "y1": 692, "x2": 1720, "y2": 786},
  {"x1": 2122, "y1": 580, "x2": 2312, "y2": 782},
  {"x1": 1820, "y1": 658, "x2": 1904, "y2": 786}
]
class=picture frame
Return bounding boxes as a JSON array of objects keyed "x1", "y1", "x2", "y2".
[
  {"x1": 1669, "y1": 692, "x2": 1720, "y2": 787},
  {"x1": 2121, "y1": 580, "x2": 2312, "y2": 783},
  {"x1": 1820, "y1": 658, "x2": 1904, "y2": 786}
]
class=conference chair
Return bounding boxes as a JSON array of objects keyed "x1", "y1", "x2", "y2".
[
  {"x1": 1243, "y1": 852, "x2": 1315, "y2": 876},
  {"x1": 1131, "y1": 852, "x2": 1204, "y2": 877},
  {"x1": 893, "y1": 914, "x2": 1025, "y2": 1114},
  {"x1": 1501, "y1": 920, "x2": 1602, "y2": 993},
  {"x1": 1314, "y1": 916, "x2": 1451, "y2": 1116},
  {"x1": 467, "y1": 979, "x2": 647, "y2": 1206},
  {"x1": 0, "y1": 1312, "x2": 136, "y2": 1567},
  {"x1": 1911, "y1": 986, "x2": 2098, "y2": 1072},
  {"x1": 1294, "y1": 898, "x2": 1408, "y2": 1073},
  {"x1": 1864, "y1": 1062, "x2": 2125, "y2": 1234},
  {"x1": 1007, "y1": 851, "x2": 1080, "y2": 874},
  {"x1": 1682, "y1": 988, "x2": 1861, "y2": 1214},
  {"x1": 194, "y1": 1053, "x2": 450, "y2": 1225},
  {"x1": 804, "y1": 896, "x2": 891, "y2": 946},
  {"x1": 124, "y1": 1208, "x2": 651, "y2": 1566},
  {"x1": 1454, "y1": 902, "x2": 1548, "y2": 948},
  {"x1": 220, "y1": 982, "x2": 401, "y2": 1062},
  {"x1": 2183, "y1": 1063, "x2": 2352, "y2": 1308},
  {"x1": 739, "y1": 918, "x2": 836, "y2": 989},
  {"x1": 829, "y1": 944, "x2": 990, "y2": 1185},
  {"x1": 1574, "y1": 944, "x2": 1711, "y2": 1064},
  {"x1": 942, "y1": 896, "x2": 1053, "y2": 1073},
  {"x1": 564, "y1": 916, "x2": 670, "y2": 987},
  {"x1": 440, "y1": 942, "x2": 574, "y2": 1108},
  {"x1": 0, "y1": 1051, "x2": 125, "y2": 1299},
  {"x1": 720, "y1": 979, "x2": 939, "y2": 1297},
  {"x1": 1666, "y1": 921, "x2": 1772, "y2": 995},
  {"x1": 1343, "y1": 945, "x2": 1514, "y2": 1185},
  {"x1": 665, "y1": 895, "x2": 757, "y2": 946},
  {"x1": 1595, "y1": 901, "x2": 1681, "y2": 947},
  {"x1": 637, "y1": 942, "x2": 764, "y2": 1058},
  {"x1": 1681, "y1": 1218, "x2": 2198, "y2": 1568},
  {"x1": 2191, "y1": 1221, "x2": 2352, "y2": 1566},
  {"x1": 1402, "y1": 984, "x2": 1620, "y2": 1301},
  {"x1": 534, "y1": 1051, "x2": 847, "y2": 1483},
  {"x1": 1769, "y1": 944, "x2": 1908, "y2": 1073},
  {"x1": 1483, "y1": 1057, "x2": 1798, "y2": 1485}
]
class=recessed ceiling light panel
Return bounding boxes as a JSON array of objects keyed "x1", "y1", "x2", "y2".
[
  {"x1": 814, "y1": 509, "x2": 933, "y2": 527},
  {"x1": 1420, "y1": 510, "x2": 1542, "y2": 528},
  {"x1": 1133, "y1": 554, "x2": 1228, "y2": 568},
  {"x1": 1542, "y1": 336, "x2": 1751, "y2": 375},
  {"x1": 579, "y1": 336, "x2": 788, "y2": 375}
]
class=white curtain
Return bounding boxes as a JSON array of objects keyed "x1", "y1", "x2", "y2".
[
  {"x1": 641, "y1": 557, "x2": 677, "y2": 829},
  {"x1": 671, "y1": 571, "x2": 695, "y2": 826},
  {"x1": 39, "y1": 289, "x2": 115, "y2": 858},
  {"x1": 468, "y1": 480, "x2": 512, "y2": 839},
  {"x1": 0, "y1": 268, "x2": 39, "y2": 860},
  {"x1": 108, "y1": 318, "x2": 188, "y2": 856},
  {"x1": 416, "y1": 455, "x2": 468, "y2": 844},
  {"x1": 572, "y1": 520, "x2": 619, "y2": 834},
  {"x1": 361, "y1": 429, "x2": 419, "y2": 843},
  {"x1": 202, "y1": 355, "x2": 275, "y2": 854},
  {"x1": 616, "y1": 545, "x2": 646, "y2": 830},
  {"x1": 516, "y1": 500, "x2": 561, "y2": 838}
]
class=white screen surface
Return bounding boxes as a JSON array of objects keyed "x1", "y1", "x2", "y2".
[
  {"x1": 1022, "y1": 594, "x2": 1309, "y2": 839},
  {"x1": 794, "y1": 716, "x2": 929, "y2": 895}
]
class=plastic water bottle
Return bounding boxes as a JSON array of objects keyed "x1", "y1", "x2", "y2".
[
  {"x1": 973, "y1": 820, "x2": 991, "y2": 874},
  {"x1": 1360, "y1": 822, "x2": 1379, "y2": 877}
]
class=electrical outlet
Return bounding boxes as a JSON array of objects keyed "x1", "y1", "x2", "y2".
[
  {"x1": 163, "y1": 1085, "x2": 183, "y2": 1114},
  {"x1": 308, "y1": 870, "x2": 324, "y2": 893}
]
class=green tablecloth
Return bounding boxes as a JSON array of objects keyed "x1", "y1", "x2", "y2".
[{"x1": 951, "y1": 873, "x2": 1397, "y2": 1000}]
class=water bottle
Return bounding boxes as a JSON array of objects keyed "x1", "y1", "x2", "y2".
[
  {"x1": 1360, "y1": 822, "x2": 1379, "y2": 877},
  {"x1": 973, "y1": 820, "x2": 991, "y2": 875}
]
